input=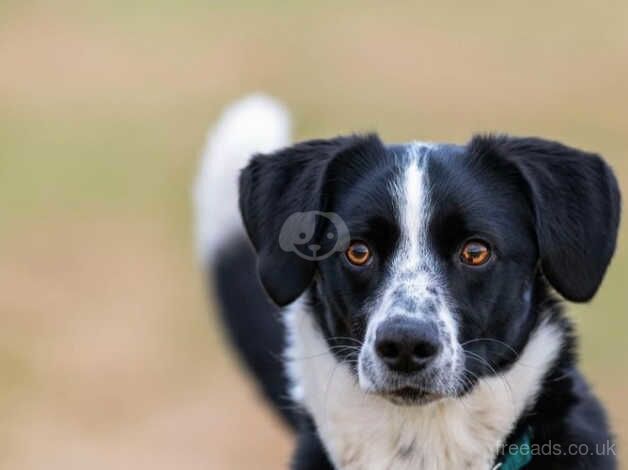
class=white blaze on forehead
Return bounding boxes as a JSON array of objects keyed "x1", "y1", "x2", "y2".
[
  {"x1": 401, "y1": 160, "x2": 426, "y2": 263},
  {"x1": 395, "y1": 142, "x2": 438, "y2": 270},
  {"x1": 386, "y1": 143, "x2": 433, "y2": 297}
]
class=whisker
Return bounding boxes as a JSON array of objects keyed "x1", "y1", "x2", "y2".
[
  {"x1": 463, "y1": 350, "x2": 515, "y2": 403},
  {"x1": 326, "y1": 336, "x2": 365, "y2": 346},
  {"x1": 460, "y1": 337, "x2": 520, "y2": 358},
  {"x1": 289, "y1": 345, "x2": 362, "y2": 361}
]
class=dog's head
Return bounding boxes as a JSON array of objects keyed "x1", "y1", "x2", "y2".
[{"x1": 239, "y1": 134, "x2": 620, "y2": 405}]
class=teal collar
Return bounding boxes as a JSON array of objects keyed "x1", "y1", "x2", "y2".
[{"x1": 495, "y1": 427, "x2": 533, "y2": 470}]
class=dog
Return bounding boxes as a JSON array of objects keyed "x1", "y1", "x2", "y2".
[{"x1": 195, "y1": 94, "x2": 620, "y2": 469}]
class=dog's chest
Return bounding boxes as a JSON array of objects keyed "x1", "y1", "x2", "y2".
[{"x1": 313, "y1": 402, "x2": 504, "y2": 470}]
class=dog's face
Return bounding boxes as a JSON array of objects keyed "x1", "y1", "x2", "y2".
[
  {"x1": 314, "y1": 144, "x2": 541, "y2": 404},
  {"x1": 240, "y1": 135, "x2": 620, "y2": 405}
]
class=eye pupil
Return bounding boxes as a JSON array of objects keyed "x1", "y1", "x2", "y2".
[
  {"x1": 346, "y1": 241, "x2": 371, "y2": 266},
  {"x1": 460, "y1": 241, "x2": 491, "y2": 266}
]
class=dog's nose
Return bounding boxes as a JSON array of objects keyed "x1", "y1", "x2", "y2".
[
  {"x1": 374, "y1": 317, "x2": 441, "y2": 373},
  {"x1": 308, "y1": 243, "x2": 321, "y2": 253}
]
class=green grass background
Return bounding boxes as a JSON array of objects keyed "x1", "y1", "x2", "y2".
[{"x1": 1, "y1": 1, "x2": 626, "y2": 468}]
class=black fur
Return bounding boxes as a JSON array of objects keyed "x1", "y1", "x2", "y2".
[
  {"x1": 212, "y1": 133, "x2": 620, "y2": 469},
  {"x1": 468, "y1": 135, "x2": 621, "y2": 302},
  {"x1": 211, "y1": 235, "x2": 298, "y2": 430}
]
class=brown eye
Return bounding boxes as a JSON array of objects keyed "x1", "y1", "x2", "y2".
[
  {"x1": 460, "y1": 240, "x2": 491, "y2": 266},
  {"x1": 346, "y1": 241, "x2": 371, "y2": 266}
]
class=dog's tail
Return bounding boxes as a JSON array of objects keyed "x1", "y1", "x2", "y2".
[
  {"x1": 193, "y1": 94, "x2": 298, "y2": 430},
  {"x1": 194, "y1": 93, "x2": 291, "y2": 263}
]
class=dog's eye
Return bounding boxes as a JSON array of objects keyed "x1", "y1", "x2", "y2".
[
  {"x1": 346, "y1": 241, "x2": 371, "y2": 266},
  {"x1": 460, "y1": 240, "x2": 491, "y2": 266}
]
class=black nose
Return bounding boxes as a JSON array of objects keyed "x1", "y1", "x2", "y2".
[{"x1": 374, "y1": 317, "x2": 441, "y2": 373}]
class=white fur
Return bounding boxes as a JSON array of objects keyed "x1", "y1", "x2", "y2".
[
  {"x1": 401, "y1": 158, "x2": 424, "y2": 263},
  {"x1": 194, "y1": 93, "x2": 291, "y2": 262},
  {"x1": 285, "y1": 299, "x2": 563, "y2": 470}
]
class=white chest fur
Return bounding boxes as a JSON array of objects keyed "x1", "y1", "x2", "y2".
[{"x1": 284, "y1": 300, "x2": 563, "y2": 470}]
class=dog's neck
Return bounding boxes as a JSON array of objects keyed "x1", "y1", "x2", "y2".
[{"x1": 284, "y1": 299, "x2": 564, "y2": 470}]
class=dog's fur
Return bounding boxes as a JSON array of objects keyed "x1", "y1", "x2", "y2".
[{"x1": 195, "y1": 95, "x2": 620, "y2": 469}]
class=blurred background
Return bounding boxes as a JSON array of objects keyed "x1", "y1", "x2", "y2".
[{"x1": 1, "y1": 1, "x2": 626, "y2": 468}]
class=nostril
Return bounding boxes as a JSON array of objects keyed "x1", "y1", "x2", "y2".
[
  {"x1": 376, "y1": 340, "x2": 399, "y2": 360},
  {"x1": 413, "y1": 341, "x2": 438, "y2": 360}
]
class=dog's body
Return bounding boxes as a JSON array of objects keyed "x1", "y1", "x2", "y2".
[{"x1": 196, "y1": 95, "x2": 620, "y2": 469}]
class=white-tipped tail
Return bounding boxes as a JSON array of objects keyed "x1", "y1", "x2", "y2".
[{"x1": 194, "y1": 94, "x2": 291, "y2": 263}]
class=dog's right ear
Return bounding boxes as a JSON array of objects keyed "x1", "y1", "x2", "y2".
[
  {"x1": 469, "y1": 135, "x2": 621, "y2": 302},
  {"x1": 239, "y1": 134, "x2": 384, "y2": 306}
]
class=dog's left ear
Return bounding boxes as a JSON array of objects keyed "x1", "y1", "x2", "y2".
[
  {"x1": 470, "y1": 135, "x2": 621, "y2": 302},
  {"x1": 239, "y1": 134, "x2": 385, "y2": 306}
]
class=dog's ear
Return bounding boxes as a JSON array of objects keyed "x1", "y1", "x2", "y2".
[
  {"x1": 470, "y1": 135, "x2": 621, "y2": 302},
  {"x1": 239, "y1": 134, "x2": 384, "y2": 306}
]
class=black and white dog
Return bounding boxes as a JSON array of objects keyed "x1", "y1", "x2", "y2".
[{"x1": 195, "y1": 95, "x2": 620, "y2": 469}]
